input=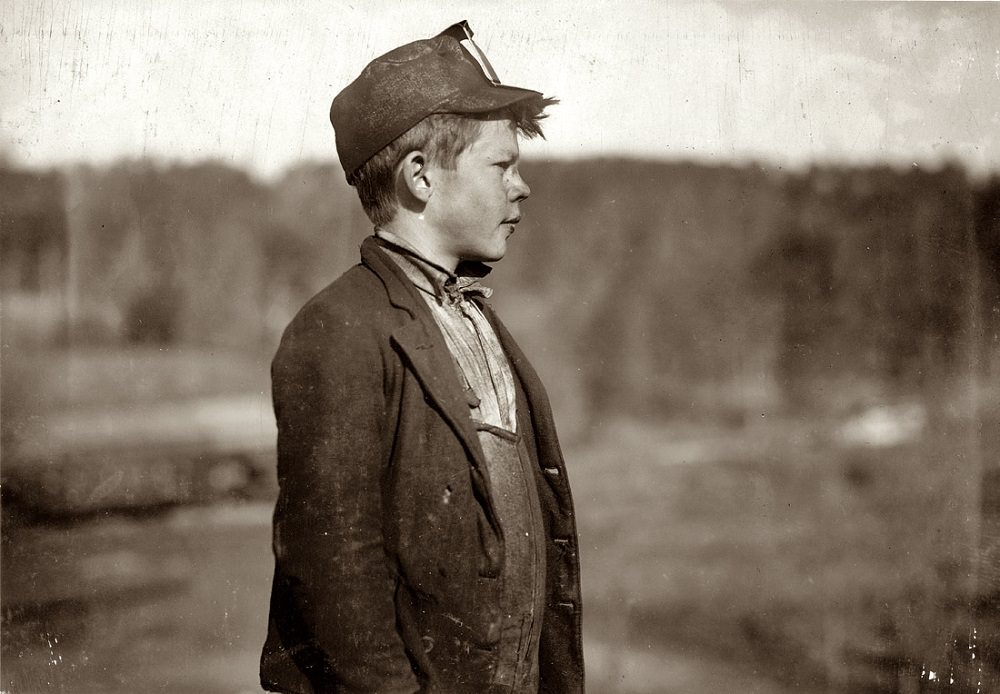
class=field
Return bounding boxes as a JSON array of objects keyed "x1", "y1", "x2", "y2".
[
  {"x1": 574, "y1": 415, "x2": 992, "y2": 693},
  {"x1": 3, "y1": 350, "x2": 995, "y2": 693}
]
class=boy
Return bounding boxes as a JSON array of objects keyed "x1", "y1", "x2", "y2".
[{"x1": 261, "y1": 22, "x2": 583, "y2": 694}]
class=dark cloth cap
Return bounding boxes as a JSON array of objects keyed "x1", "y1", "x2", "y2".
[{"x1": 331, "y1": 21, "x2": 543, "y2": 180}]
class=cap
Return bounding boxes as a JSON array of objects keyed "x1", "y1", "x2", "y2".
[{"x1": 330, "y1": 21, "x2": 544, "y2": 180}]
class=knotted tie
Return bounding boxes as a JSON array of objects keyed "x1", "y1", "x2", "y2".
[{"x1": 442, "y1": 275, "x2": 493, "y2": 306}]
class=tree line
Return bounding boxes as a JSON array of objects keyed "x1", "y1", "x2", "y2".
[{"x1": 2, "y1": 158, "x2": 997, "y2": 418}]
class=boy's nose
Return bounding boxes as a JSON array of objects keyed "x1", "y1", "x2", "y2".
[{"x1": 509, "y1": 171, "x2": 530, "y2": 201}]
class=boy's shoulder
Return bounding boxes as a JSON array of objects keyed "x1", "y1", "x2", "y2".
[{"x1": 274, "y1": 261, "x2": 397, "y2": 362}]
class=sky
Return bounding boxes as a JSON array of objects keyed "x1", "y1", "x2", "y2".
[{"x1": 2, "y1": 0, "x2": 999, "y2": 178}]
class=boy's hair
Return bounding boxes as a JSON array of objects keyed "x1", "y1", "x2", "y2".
[{"x1": 347, "y1": 96, "x2": 557, "y2": 227}]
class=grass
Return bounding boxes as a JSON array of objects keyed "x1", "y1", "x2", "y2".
[
  {"x1": 2, "y1": 415, "x2": 991, "y2": 693},
  {"x1": 3, "y1": 347, "x2": 996, "y2": 692},
  {"x1": 2, "y1": 504, "x2": 274, "y2": 694},
  {"x1": 568, "y1": 415, "x2": 991, "y2": 693}
]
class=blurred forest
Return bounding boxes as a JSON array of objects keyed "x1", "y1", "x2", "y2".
[
  {"x1": 3, "y1": 158, "x2": 1000, "y2": 693},
  {"x1": 3, "y1": 158, "x2": 998, "y2": 419}
]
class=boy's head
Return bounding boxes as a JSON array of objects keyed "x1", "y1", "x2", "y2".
[{"x1": 330, "y1": 21, "x2": 556, "y2": 227}]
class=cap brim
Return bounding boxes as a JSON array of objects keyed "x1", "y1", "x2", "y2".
[{"x1": 432, "y1": 83, "x2": 545, "y2": 116}]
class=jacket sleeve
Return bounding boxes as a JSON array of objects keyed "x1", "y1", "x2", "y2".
[{"x1": 270, "y1": 305, "x2": 418, "y2": 694}]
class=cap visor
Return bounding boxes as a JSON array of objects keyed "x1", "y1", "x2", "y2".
[{"x1": 433, "y1": 83, "x2": 545, "y2": 115}]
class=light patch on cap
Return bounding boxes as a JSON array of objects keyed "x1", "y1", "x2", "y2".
[
  {"x1": 450, "y1": 20, "x2": 502, "y2": 86},
  {"x1": 459, "y1": 38, "x2": 501, "y2": 85}
]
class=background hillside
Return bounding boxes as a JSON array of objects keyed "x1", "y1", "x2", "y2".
[{"x1": 5, "y1": 158, "x2": 997, "y2": 418}]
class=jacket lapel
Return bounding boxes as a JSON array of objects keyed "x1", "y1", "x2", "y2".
[
  {"x1": 390, "y1": 322, "x2": 484, "y2": 460},
  {"x1": 361, "y1": 238, "x2": 488, "y2": 475}
]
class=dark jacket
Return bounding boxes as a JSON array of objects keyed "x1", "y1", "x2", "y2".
[{"x1": 260, "y1": 237, "x2": 584, "y2": 694}]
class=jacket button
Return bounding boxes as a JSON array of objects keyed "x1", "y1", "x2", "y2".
[{"x1": 422, "y1": 636, "x2": 434, "y2": 653}]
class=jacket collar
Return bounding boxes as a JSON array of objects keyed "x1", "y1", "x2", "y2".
[{"x1": 360, "y1": 235, "x2": 431, "y2": 320}]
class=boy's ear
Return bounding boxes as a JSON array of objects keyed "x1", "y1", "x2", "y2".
[{"x1": 399, "y1": 151, "x2": 433, "y2": 202}]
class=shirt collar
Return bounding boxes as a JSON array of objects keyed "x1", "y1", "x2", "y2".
[{"x1": 374, "y1": 229, "x2": 493, "y2": 305}]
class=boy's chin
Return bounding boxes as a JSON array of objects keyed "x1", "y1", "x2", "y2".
[{"x1": 462, "y1": 244, "x2": 506, "y2": 265}]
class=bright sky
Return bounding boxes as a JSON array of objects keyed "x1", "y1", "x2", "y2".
[{"x1": 2, "y1": 0, "x2": 998, "y2": 177}]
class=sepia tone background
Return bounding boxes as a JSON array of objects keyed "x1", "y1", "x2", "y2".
[{"x1": 2, "y1": 2, "x2": 999, "y2": 692}]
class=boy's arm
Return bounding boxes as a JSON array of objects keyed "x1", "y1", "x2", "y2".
[{"x1": 270, "y1": 305, "x2": 418, "y2": 693}]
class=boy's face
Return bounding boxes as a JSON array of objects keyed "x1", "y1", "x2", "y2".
[{"x1": 425, "y1": 118, "x2": 530, "y2": 266}]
